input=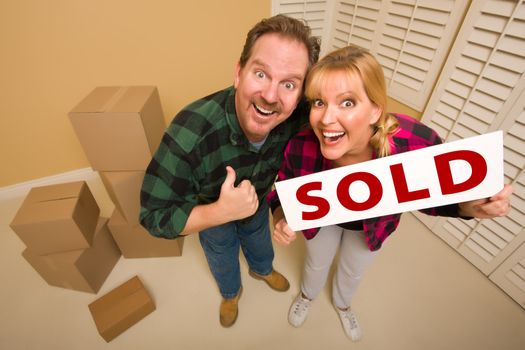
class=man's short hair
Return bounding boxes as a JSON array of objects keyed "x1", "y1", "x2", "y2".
[{"x1": 239, "y1": 14, "x2": 321, "y2": 70}]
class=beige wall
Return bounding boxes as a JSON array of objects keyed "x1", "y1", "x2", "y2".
[
  {"x1": 0, "y1": 0, "x2": 270, "y2": 187},
  {"x1": 387, "y1": 97, "x2": 422, "y2": 120},
  {"x1": 0, "y1": 0, "x2": 426, "y2": 188}
]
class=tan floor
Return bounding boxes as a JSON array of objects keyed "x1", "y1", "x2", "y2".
[{"x1": 1, "y1": 178, "x2": 525, "y2": 350}]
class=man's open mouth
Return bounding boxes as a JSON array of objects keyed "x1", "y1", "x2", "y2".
[{"x1": 254, "y1": 104, "x2": 276, "y2": 116}]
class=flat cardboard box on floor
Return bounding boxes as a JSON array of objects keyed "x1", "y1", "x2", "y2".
[
  {"x1": 89, "y1": 275, "x2": 155, "y2": 342},
  {"x1": 99, "y1": 171, "x2": 144, "y2": 224},
  {"x1": 108, "y1": 209, "x2": 184, "y2": 258},
  {"x1": 69, "y1": 86, "x2": 166, "y2": 171},
  {"x1": 22, "y1": 218, "x2": 121, "y2": 294},
  {"x1": 10, "y1": 181, "x2": 100, "y2": 255}
]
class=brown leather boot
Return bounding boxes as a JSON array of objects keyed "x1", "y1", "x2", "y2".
[
  {"x1": 249, "y1": 269, "x2": 290, "y2": 292},
  {"x1": 219, "y1": 286, "x2": 242, "y2": 327}
]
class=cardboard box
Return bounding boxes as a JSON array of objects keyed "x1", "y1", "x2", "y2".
[
  {"x1": 22, "y1": 218, "x2": 121, "y2": 293},
  {"x1": 108, "y1": 209, "x2": 184, "y2": 258},
  {"x1": 69, "y1": 86, "x2": 166, "y2": 171},
  {"x1": 99, "y1": 171, "x2": 144, "y2": 224},
  {"x1": 10, "y1": 181, "x2": 100, "y2": 255},
  {"x1": 88, "y1": 276, "x2": 155, "y2": 342}
]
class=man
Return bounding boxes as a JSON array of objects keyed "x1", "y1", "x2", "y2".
[{"x1": 140, "y1": 15, "x2": 321, "y2": 327}]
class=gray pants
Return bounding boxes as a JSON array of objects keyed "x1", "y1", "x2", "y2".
[{"x1": 302, "y1": 225, "x2": 378, "y2": 309}]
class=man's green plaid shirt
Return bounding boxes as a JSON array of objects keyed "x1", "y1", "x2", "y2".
[{"x1": 140, "y1": 86, "x2": 309, "y2": 238}]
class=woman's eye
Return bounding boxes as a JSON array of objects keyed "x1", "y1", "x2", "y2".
[
  {"x1": 342, "y1": 100, "x2": 354, "y2": 107},
  {"x1": 313, "y1": 99, "x2": 324, "y2": 107}
]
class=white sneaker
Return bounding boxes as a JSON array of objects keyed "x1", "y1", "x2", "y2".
[
  {"x1": 335, "y1": 306, "x2": 362, "y2": 341},
  {"x1": 288, "y1": 292, "x2": 311, "y2": 327}
]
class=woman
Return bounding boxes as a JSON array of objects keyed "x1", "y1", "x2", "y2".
[{"x1": 267, "y1": 45, "x2": 512, "y2": 341}]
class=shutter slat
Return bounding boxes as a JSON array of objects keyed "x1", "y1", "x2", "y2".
[
  {"x1": 435, "y1": 102, "x2": 460, "y2": 121},
  {"x1": 451, "y1": 68, "x2": 477, "y2": 87},
  {"x1": 499, "y1": 36, "x2": 525, "y2": 57},
  {"x1": 451, "y1": 123, "x2": 479, "y2": 139},
  {"x1": 468, "y1": 28, "x2": 500, "y2": 47},
  {"x1": 392, "y1": 71, "x2": 423, "y2": 90},
  {"x1": 463, "y1": 42, "x2": 492, "y2": 62},
  {"x1": 477, "y1": 78, "x2": 512, "y2": 101},
  {"x1": 484, "y1": 64, "x2": 520, "y2": 87},
  {"x1": 492, "y1": 51, "x2": 525, "y2": 73},
  {"x1": 474, "y1": 13, "x2": 509, "y2": 33},
  {"x1": 507, "y1": 19, "x2": 525, "y2": 39},
  {"x1": 398, "y1": 60, "x2": 426, "y2": 80},
  {"x1": 383, "y1": 24, "x2": 408, "y2": 40},
  {"x1": 481, "y1": 0, "x2": 517, "y2": 17},
  {"x1": 410, "y1": 19, "x2": 445, "y2": 37},
  {"x1": 465, "y1": 238, "x2": 493, "y2": 262},
  {"x1": 461, "y1": 103, "x2": 493, "y2": 128},
  {"x1": 386, "y1": 13, "x2": 412, "y2": 30},
  {"x1": 478, "y1": 225, "x2": 507, "y2": 250},
  {"x1": 447, "y1": 80, "x2": 471, "y2": 99},
  {"x1": 441, "y1": 90, "x2": 465, "y2": 110},
  {"x1": 459, "y1": 113, "x2": 490, "y2": 133},
  {"x1": 470, "y1": 90, "x2": 504, "y2": 114},
  {"x1": 443, "y1": 221, "x2": 468, "y2": 242},
  {"x1": 406, "y1": 30, "x2": 440, "y2": 49},
  {"x1": 418, "y1": 0, "x2": 455, "y2": 12},
  {"x1": 415, "y1": 7, "x2": 449, "y2": 25},
  {"x1": 511, "y1": 263, "x2": 525, "y2": 281},
  {"x1": 470, "y1": 233, "x2": 500, "y2": 257},
  {"x1": 506, "y1": 269, "x2": 525, "y2": 291},
  {"x1": 504, "y1": 150, "x2": 523, "y2": 177},
  {"x1": 381, "y1": 35, "x2": 403, "y2": 51},
  {"x1": 404, "y1": 41, "x2": 435, "y2": 61},
  {"x1": 481, "y1": 219, "x2": 517, "y2": 242},
  {"x1": 505, "y1": 132, "x2": 525, "y2": 165},
  {"x1": 457, "y1": 55, "x2": 484, "y2": 75}
]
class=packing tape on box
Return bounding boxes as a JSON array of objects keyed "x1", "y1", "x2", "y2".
[{"x1": 98, "y1": 86, "x2": 130, "y2": 113}]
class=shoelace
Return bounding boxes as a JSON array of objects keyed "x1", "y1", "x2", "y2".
[
  {"x1": 340, "y1": 310, "x2": 359, "y2": 330},
  {"x1": 293, "y1": 297, "x2": 310, "y2": 315},
  {"x1": 349, "y1": 312, "x2": 359, "y2": 330}
]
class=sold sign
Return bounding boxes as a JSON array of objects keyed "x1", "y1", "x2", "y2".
[{"x1": 275, "y1": 131, "x2": 503, "y2": 231}]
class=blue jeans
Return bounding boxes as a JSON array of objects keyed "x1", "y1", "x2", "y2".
[{"x1": 199, "y1": 200, "x2": 274, "y2": 299}]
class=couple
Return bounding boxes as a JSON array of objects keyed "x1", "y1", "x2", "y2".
[{"x1": 140, "y1": 14, "x2": 512, "y2": 340}]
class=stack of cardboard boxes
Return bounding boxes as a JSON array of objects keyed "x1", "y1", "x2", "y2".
[
  {"x1": 68, "y1": 86, "x2": 184, "y2": 258},
  {"x1": 10, "y1": 181, "x2": 157, "y2": 341},
  {"x1": 9, "y1": 86, "x2": 179, "y2": 341},
  {"x1": 10, "y1": 181, "x2": 121, "y2": 293}
]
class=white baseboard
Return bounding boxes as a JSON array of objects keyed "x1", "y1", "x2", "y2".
[{"x1": 0, "y1": 168, "x2": 98, "y2": 201}]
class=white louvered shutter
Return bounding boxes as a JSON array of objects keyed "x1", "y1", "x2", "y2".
[
  {"x1": 272, "y1": 0, "x2": 332, "y2": 53},
  {"x1": 489, "y1": 241, "x2": 525, "y2": 309},
  {"x1": 329, "y1": 0, "x2": 384, "y2": 51},
  {"x1": 328, "y1": 0, "x2": 468, "y2": 111},
  {"x1": 415, "y1": 0, "x2": 525, "y2": 277},
  {"x1": 456, "y1": 101, "x2": 525, "y2": 275}
]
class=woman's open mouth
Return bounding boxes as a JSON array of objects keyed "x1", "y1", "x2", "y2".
[{"x1": 323, "y1": 131, "x2": 345, "y2": 142}]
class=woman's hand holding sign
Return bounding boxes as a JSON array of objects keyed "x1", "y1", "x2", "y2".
[{"x1": 458, "y1": 184, "x2": 513, "y2": 218}]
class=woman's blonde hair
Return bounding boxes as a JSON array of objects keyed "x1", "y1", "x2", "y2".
[{"x1": 305, "y1": 45, "x2": 399, "y2": 157}]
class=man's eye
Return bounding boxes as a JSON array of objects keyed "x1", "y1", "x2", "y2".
[
  {"x1": 256, "y1": 71, "x2": 265, "y2": 79},
  {"x1": 283, "y1": 82, "x2": 295, "y2": 90}
]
